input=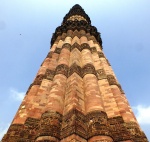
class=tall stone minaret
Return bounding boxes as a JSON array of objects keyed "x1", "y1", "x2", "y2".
[{"x1": 2, "y1": 4, "x2": 148, "y2": 142}]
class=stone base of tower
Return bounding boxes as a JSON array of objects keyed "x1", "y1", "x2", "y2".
[{"x1": 2, "y1": 109, "x2": 148, "y2": 142}]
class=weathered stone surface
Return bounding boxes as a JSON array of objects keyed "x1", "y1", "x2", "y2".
[
  {"x1": 82, "y1": 63, "x2": 97, "y2": 77},
  {"x1": 38, "y1": 111, "x2": 62, "y2": 139},
  {"x1": 107, "y1": 75, "x2": 117, "y2": 86},
  {"x1": 86, "y1": 111, "x2": 111, "y2": 139},
  {"x1": 108, "y1": 116, "x2": 131, "y2": 141},
  {"x1": 91, "y1": 47, "x2": 97, "y2": 53},
  {"x1": 125, "y1": 122, "x2": 148, "y2": 142},
  {"x1": 61, "y1": 109, "x2": 87, "y2": 139},
  {"x1": 68, "y1": 63, "x2": 82, "y2": 77},
  {"x1": 71, "y1": 42, "x2": 81, "y2": 51},
  {"x1": 47, "y1": 51, "x2": 53, "y2": 58},
  {"x1": 96, "y1": 69, "x2": 107, "y2": 80},
  {"x1": 55, "y1": 64, "x2": 69, "y2": 77},
  {"x1": 45, "y1": 69, "x2": 55, "y2": 81},
  {"x1": 62, "y1": 43, "x2": 71, "y2": 51},
  {"x1": 33, "y1": 74, "x2": 45, "y2": 85},
  {"x1": 2, "y1": 4, "x2": 148, "y2": 142},
  {"x1": 81, "y1": 43, "x2": 91, "y2": 51},
  {"x1": 54, "y1": 47, "x2": 61, "y2": 54},
  {"x1": 97, "y1": 51, "x2": 105, "y2": 58}
]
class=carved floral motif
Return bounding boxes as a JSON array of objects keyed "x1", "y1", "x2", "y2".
[
  {"x1": 91, "y1": 47, "x2": 97, "y2": 53},
  {"x1": 82, "y1": 64, "x2": 97, "y2": 77},
  {"x1": 71, "y1": 42, "x2": 81, "y2": 51},
  {"x1": 45, "y1": 69, "x2": 55, "y2": 81},
  {"x1": 107, "y1": 75, "x2": 117, "y2": 86},
  {"x1": 81, "y1": 43, "x2": 91, "y2": 51},
  {"x1": 108, "y1": 116, "x2": 131, "y2": 141},
  {"x1": 33, "y1": 74, "x2": 45, "y2": 85},
  {"x1": 96, "y1": 69, "x2": 107, "y2": 80},
  {"x1": 55, "y1": 64, "x2": 69, "y2": 77},
  {"x1": 2, "y1": 110, "x2": 148, "y2": 142},
  {"x1": 98, "y1": 51, "x2": 105, "y2": 58},
  {"x1": 68, "y1": 63, "x2": 82, "y2": 77},
  {"x1": 54, "y1": 48, "x2": 61, "y2": 54},
  {"x1": 86, "y1": 111, "x2": 111, "y2": 139},
  {"x1": 125, "y1": 122, "x2": 148, "y2": 142},
  {"x1": 61, "y1": 109, "x2": 87, "y2": 139},
  {"x1": 39, "y1": 111, "x2": 62, "y2": 139},
  {"x1": 62, "y1": 43, "x2": 71, "y2": 51}
]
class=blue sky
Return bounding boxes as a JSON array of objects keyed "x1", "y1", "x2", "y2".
[{"x1": 0, "y1": 0, "x2": 150, "y2": 140}]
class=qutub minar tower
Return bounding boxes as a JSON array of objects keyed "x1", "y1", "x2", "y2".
[{"x1": 2, "y1": 4, "x2": 148, "y2": 142}]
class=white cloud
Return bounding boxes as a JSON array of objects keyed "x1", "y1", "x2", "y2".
[
  {"x1": 133, "y1": 105, "x2": 150, "y2": 124},
  {"x1": 10, "y1": 88, "x2": 25, "y2": 101},
  {"x1": 0, "y1": 123, "x2": 9, "y2": 140}
]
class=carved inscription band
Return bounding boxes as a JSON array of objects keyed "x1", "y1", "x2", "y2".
[
  {"x1": 51, "y1": 20, "x2": 102, "y2": 46},
  {"x1": 30, "y1": 66, "x2": 123, "y2": 95},
  {"x1": 49, "y1": 43, "x2": 103, "y2": 54},
  {"x1": 2, "y1": 109, "x2": 147, "y2": 142},
  {"x1": 33, "y1": 63, "x2": 97, "y2": 84}
]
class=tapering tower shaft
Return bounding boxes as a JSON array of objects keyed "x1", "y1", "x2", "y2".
[{"x1": 2, "y1": 4, "x2": 148, "y2": 142}]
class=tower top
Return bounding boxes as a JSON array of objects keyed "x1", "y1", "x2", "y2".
[
  {"x1": 51, "y1": 4, "x2": 102, "y2": 48},
  {"x1": 62, "y1": 4, "x2": 91, "y2": 24}
]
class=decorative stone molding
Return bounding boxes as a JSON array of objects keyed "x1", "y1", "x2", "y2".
[
  {"x1": 25, "y1": 117, "x2": 40, "y2": 130},
  {"x1": 98, "y1": 51, "x2": 105, "y2": 58},
  {"x1": 61, "y1": 109, "x2": 87, "y2": 139},
  {"x1": 2, "y1": 4, "x2": 148, "y2": 142},
  {"x1": 68, "y1": 63, "x2": 82, "y2": 77},
  {"x1": 45, "y1": 69, "x2": 55, "y2": 81},
  {"x1": 71, "y1": 42, "x2": 81, "y2": 51},
  {"x1": 54, "y1": 48, "x2": 61, "y2": 54},
  {"x1": 107, "y1": 75, "x2": 117, "y2": 86},
  {"x1": 62, "y1": 4, "x2": 91, "y2": 24},
  {"x1": 3, "y1": 110, "x2": 148, "y2": 142},
  {"x1": 51, "y1": 20, "x2": 102, "y2": 47},
  {"x1": 2, "y1": 124, "x2": 25, "y2": 142},
  {"x1": 24, "y1": 117, "x2": 40, "y2": 140},
  {"x1": 88, "y1": 35, "x2": 97, "y2": 43},
  {"x1": 91, "y1": 47, "x2": 97, "y2": 53},
  {"x1": 47, "y1": 51, "x2": 53, "y2": 58},
  {"x1": 117, "y1": 84, "x2": 124, "y2": 94},
  {"x1": 72, "y1": 30, "x2": 82, "y2": 39},
  {"x1": 61, "y1": 33, "x2": 67, "y2": 41},
  {"x1": 86, "y1": 111, "x2": 111, "y2": 139},
  {"x1": 48, "y1": 42, "x2": 100, "y2": 56},
  {"x1": 125, "y1": 122, "x2": 148, "y2": 142},
  {"x1": 96, "y1": 69, "x2": 107, "y2": 80},
  {"x1": 81, "y1": 43, "x2": 91, "y2": 51},
  {"x1": 55, "y1": 64, "x2": 69, "y2": 77},
  {"x1": 62, "y1": 43, "x2": 71, "y2": 51},
  {"x1": 82, "y1": 64, "x2": 97, "y2": 77},
  {"x1": 38, "y1": 111, "x2": 62, "y2": 139},
  {"x1": 107, "y1": 75, "x2": 125, "y2": 93},
  {"x1": 33, "y1": 74, "x2": 45, "y2": 85},
  {"x1": 108, "y1": 116, "x2": 131, "y2": 141},
  {"x1": 27, "y1": 69, "x2": 55, "y2": 94},
  {"x1": 67, "y1": 15, "x2": 87, "y2": 22}
]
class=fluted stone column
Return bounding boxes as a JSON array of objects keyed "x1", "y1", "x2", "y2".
[{"x1": 2, "y1": 4, "x2": 148, "y2": 142}]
